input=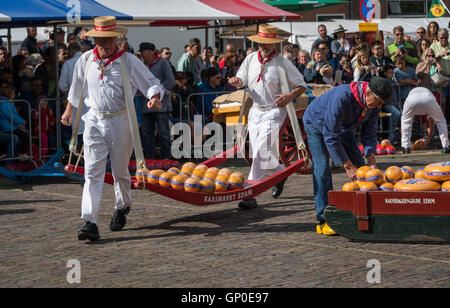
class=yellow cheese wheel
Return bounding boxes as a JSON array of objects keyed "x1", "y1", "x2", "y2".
[
  {"x1": 184, "y1": 177, "x2": 201, "y2": 192},
  {"x1": 424, "y1": 162, "x2": 450, "y2": 181},
  {"x1": 218, "y1": 168, "x2": 232, "y2": 177},
  {"x1": 228, "y1": 175, "x2": 244, "y2": 190},
  {"x1": 230, "y1": 172, "x2": 244, "y2": 180},
  {"x1": 414, "y1": 169, "x2": 426, "y2": 179},
  {"x1": 365, "y1": 169, "x2": 383, "y2": 185},
  {"x1": 206, "y1": 167, "x2": 220, "y2": 174},
  {"x1": 203, "y1": 171, "x2": 217, "y2": 182},
  {"x1": 401, "y1": 166, "x2": 415, "y2": 179},
  {"x1": 381, "y1": 139, "x2": 391, "y2": 148},
  {"x1": 135, "y1": 168, "x2": 149, "y2": 182},
  {"x1": 441, "y1": 181, "x2": 450, "y2": 192},
  {"x1": 191, "y1": 168, "x2": 206, "y2": 179},
  {"x1": 356, "y1": 166, "x2": 370, "y2": 181},
  {"x1": 159, "y1": 172, "x2": 175, "y2": 188},
  {"x1": 358, "y1": 181, "x2": 378, "y2": 192},
  {"x1": 394, "y1": 179, "x2": 441, "y2": 192},
  {"x1": 194, "y1": 164, "x2": 208, "y2": 173},
  {"x1": 214, "y1": 175, "x2": 229, "y2": 192},
  {"x1": 182, "y1": 162, "x2": 196, "y2": 171},
  {"x1": 168, "y1": 167, "x2": 180, "y2": 175},
  {"x1": 379, "y1": 182, "x2": 394, "y2": 191},
  {"x1": 171, "y1": 175, "x2": 188, "y2": 190},
  {"x1": 199, "y1": 179, "x2": 215, "y2": 193},
  {"x1": 147, "y1": 169, "x2": 165, "y2": 185},
  {"x1": 342, "y1": 182, "x2": 359, "y2": 192},
  {"x1": 385, "y1": 166, "x2": 403, "y2": 184}
]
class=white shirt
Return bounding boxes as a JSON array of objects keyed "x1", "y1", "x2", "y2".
[
  {"x1": 236, "y1": 52, "x2": 306, "y2": 108},
  {"x1": 68, "y1": 50, "x2": 163, "y2": 113},
  {"x1": 59, "y1": 51, "x2": 82, "y2": 93}
]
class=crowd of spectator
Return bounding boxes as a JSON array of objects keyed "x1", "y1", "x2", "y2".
[
  {"x1": 290, "y1": 23, "x2": 450, "y2": 149},
  {"x1": 0, "y1": 26, "x2": 250, "y2": 169},
  {"x1": 1, "y1": 22, "x2": 449, "y2": 170}
]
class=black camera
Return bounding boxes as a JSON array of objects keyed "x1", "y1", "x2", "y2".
[{"x1": 400, "y1": 48, "x2": 407, "y2": 54}]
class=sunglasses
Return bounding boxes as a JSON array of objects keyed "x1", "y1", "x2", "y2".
[
  {"x1": 417, "y1": 31, "x2": 425, "y2": 34},
  {"x1": 394, "y1": 33, "x2": 404, "y2": 36},
  {"x1": 162, "y1": 52, "x2": 172, "y2": 55}
]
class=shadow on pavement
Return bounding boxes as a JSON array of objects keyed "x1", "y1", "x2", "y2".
[
  {"x1": 0, "y1": 208, "x2": 35, "y2": 216},
  {"x1": 88, "y1": 201, "x2": 316, "y2": 245}
]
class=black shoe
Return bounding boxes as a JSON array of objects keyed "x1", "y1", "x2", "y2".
[
  {"x1": 443, "y1": 147, "x2": 450, "y2": 154},
  {"x1": 78, "y1": 221, "x2": 100, "y2": 242},
  {"x1": 272, "y1": 179, "x2": 286, "y2": 199},
  {"x1": 110, "y1": 206, "x2": 130, "y2": 231},
  {"x1": 238, "y1": 198, "x2": 258, "y2": 210},
  {"x1": 402, "y1": 147, "x2": 410, "y2": 154}
]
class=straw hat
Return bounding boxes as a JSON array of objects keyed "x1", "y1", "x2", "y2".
[
  {"x1": 85, "y1": 16, "x2": 128, "y2": 38},
  {"x1": 248, "y1": 25, "x2": 286, "y2": 44},
  {"x1": 333, "y1": 24, "x2": 347, "y2": 34}
]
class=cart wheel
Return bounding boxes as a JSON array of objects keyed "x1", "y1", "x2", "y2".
[{"x1": 279, "y1": 110, "x2": 313, "y2": 174}]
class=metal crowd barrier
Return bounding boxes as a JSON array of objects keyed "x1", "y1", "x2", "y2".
[
  {"x1": 0, "y1": 99, "x2": 33, "y2": 165},
  {"x1": 35, "y1": 97, "x2": 67, "y2": 162}
]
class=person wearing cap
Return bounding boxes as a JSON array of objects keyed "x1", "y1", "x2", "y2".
[
  {"x1": 61, "y1": 16, "x2": 164, "y2": 242},
  {"x1": 229, "y1": 25, "x2": 307, "y2": 210},
  {"x1": 331, "y1": 25, "x2": 351, "y2": 57},
  {"x1": 401, "y1": 87, "x2": 449, "y2": 154},
  {"x1": 303, "y1": 76, "x2": 392, "y2": 235},
  {"x1": 139, "y1": 42, "x2": 175, "y2": 160}
]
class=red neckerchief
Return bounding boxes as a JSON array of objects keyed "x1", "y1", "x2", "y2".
[
  {"x1": 93, "y1": 46, "x2": 125, "y2": 80},
  {"x1": 257, "y1": 49, "x2": 277, "y2": 83},
  {"x1": 350, "y1": 82, "x2": 369, "y2": 121},
  {"x1": 147, "y1": 53, "x2": 162, "y2": 68}
]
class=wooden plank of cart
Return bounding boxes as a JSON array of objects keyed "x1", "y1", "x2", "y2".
[
  {"x1": 325, "y1": 190, "x2": 450, "y2": 244},
  {"x1": 212, "y1": 84, "x2": 333, "y2": 174}
]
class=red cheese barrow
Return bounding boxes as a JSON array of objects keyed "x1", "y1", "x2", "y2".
[
  {"x1": 64, "y1": 145, "x2": 306, "y2": 206},
  {"x1": 325, "y1": 190, "x2": 450, "y2": 243}
]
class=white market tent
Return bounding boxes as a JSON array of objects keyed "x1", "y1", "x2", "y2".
[{"x1": 271, "y1": 17, "x2": 450, "y2": 52}]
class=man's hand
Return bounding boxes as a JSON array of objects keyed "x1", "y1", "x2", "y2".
[
  {"x1": 147, "y1": 96, "x2": 162, "y2": 110},
  {"x1": 228, "y1": 77, "x2": 243, "y2": 88},
  {"x1": 61, "y1": 103, "x2": 74, "y2": 126},
  {"x1": 344, "y1": 160, "x2": 358, "y2": 181},
  {"x1": 275, "y1": 93, "x2": 293, "y2": 108},
  {"x1": 367, "y1": 154, "x2": 377, "y2": 170}
]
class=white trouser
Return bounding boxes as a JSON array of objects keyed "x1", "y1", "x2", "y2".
[
  {"x1": 401, "y1": 87, "x2": 449, "y2": 149},
  {"x1": 81, "y1": 110, "x2": 133, "y2": 223},
  {"x1": 248, "y1": 105, "x2": 287, "y2": 181}
]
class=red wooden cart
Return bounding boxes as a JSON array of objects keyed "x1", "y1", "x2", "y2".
[
  {"x1": 325, "y1": 190, "x2": 450, "y2": 243},
  {"x1": 65, "y1": 145, "x2": 306, "y2": 206}
]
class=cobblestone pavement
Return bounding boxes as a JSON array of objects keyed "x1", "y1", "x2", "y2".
[{"x1": 0, "y1": 151, "x2": 449, "y2": 288}]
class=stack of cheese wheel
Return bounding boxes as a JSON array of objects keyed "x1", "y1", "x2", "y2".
[
  {"x1": 411, "y1": 138, "x2": 426, "y2": 152},
  {"x1": 147, "y1": 169, "x2": 165, "y2": 185},
  {"x1": 215, "y1": 173, "x2": 230, "y2": 192},
  {"x1": 394, "y1": 178, "x2": 441, "y2": 192},
  {"x1": 376, "y1": 144, "x2": 386, "y2": 156}
]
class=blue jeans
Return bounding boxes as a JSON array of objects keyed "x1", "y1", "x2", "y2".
[
  {"x1": 305, "y1": 127, "x2": 365, "y2": 223},
  {"x1": 383, "y1": 104, "x2": 401, "y2": 142},
  {"x1": 141, "y1": 112, "x2": 172, "y2": 159},
  {"x1": 0, "y1": 131, "x2": 19, "y2": 165}
]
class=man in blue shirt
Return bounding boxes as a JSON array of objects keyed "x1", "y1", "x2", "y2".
[{"x1": 303, "y1": 77, "x2": 392, "y2": 235}]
